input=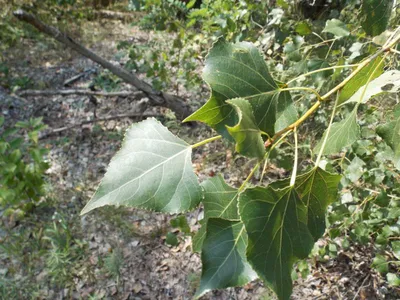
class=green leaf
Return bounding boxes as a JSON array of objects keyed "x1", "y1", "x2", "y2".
[
  {"x1": 183, "y1": 91, "x2": 237, "y2": 140},
  {"x1": 186, "y1": 0, "x2": 197, "y2": 9},
  {"x1": 166, "y1": 232, "x2": 179, "y2": 246},
  {"x1": 184, "y1": 38, "x2": 297, "y2": 138},
  {"x1": 0, "y1": 116, "x2": 4, "y2": 127},
  {"x1": 239, "y1": 186, "x2": 314, "y2": 300},
  {"x1": 295, "y1": 21, "x2": 312, "y2": 36},
  {"x1": 375, "y1": 190, "x2": 390, "y2": 207},
  {"x1": 322, "y1": 19, "x2": 350, "y2": 37},
  {"x1": 226, "y1": 98, "x2": 265, "y2": 159},
  {"x1": 2, "y1": 128, "x2": 18, "y2": 138},
  {"x1": 9, "y1": 138, "x2": 23, "y2": 150},
  {"x1": 314, "y1": 108, "x2": 360, "y2": 155},
  {"x1": 345, "y1": 156, "x2": 365, "y2": 183},
  {"x1": 361, "y1": 0, "x2": 394, "y2": 36},
  {"x1": 290, "y1": 168, "x2": 340, "y2": 240},
  {"x1": 271, "y1": 167, "x2": 341, "y2": 240},
  {"x1": 346, "y1": 70, "x2": 400, "y2": 104},
  {"x1": 196, "y1": 218, "x2": 257, "y2": 298},
  {"x1": 80, "y1": 118, "x2": 202, "y2": 215},
  {"x1": 193, "y1": 175, "x2": 240, "y2": 252},
  {"x1": 15, "y1": 121, "x2": 30, "y2": 128},
  {"x1": 372, "y1": 254, "x2": 388, "y2": 274},
  {"x1": 0, "y1": 142, "x2": 8, "y2": 154},
  {"x1": 387, "y1": 273, "x2": 400, "y2": 286},
  {"x1": 170, "y1": 215, "x2": 190, "y2": 234},
  {"x1": 338, "y1": 56, "x2": 384, "y2": 104},
  {"x1": 391, "y1": 241, "x2": 400, "y2": 260},
  {"x1": 376, "y1": 111, "x2": 400, "y2": 170},
  {"x1": 239, "y1": 168, "x2": 339, "y2": 300}
]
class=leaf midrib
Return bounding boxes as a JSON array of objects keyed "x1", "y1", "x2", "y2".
[{"x1": 98, "y1": 146, "x2": 190, "y2": 201}]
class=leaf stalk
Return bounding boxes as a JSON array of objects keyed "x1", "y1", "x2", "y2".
[
  {"x1": 191, "y1": 135, "x2": 222, "y2": 149},
  {"x1": 286, "y1": 64, "x2": 359, "y2": 86}
]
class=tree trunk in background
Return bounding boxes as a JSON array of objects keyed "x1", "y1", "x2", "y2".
[{"x1": 13, "y1": 9, "x2": 193, "y2": 120}]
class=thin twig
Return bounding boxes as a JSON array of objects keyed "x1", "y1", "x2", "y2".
[{"x1": 352, "y1": 275, "x2": 370, "y2": 300}]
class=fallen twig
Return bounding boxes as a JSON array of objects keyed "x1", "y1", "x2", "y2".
[
  {"x1": 18, "y1": 89, "x2": 142, "y2": 98},
  {"x1": 63, "y1": 69, "x2": 96, "y2": 86}
]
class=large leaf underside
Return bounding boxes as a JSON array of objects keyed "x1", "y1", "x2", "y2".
[{"x1": 81, "y1": 118, "x2": 202, "y2": 215}]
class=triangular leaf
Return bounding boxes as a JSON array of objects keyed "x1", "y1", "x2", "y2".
[
  {"x1": 342, "y1": 70, "x2": 400, "y2": 105},
  {"x1": 195, "y1": 218, "x2": 257, "y2": 298},
  {"x1": 322, "y1": 19, "x2": 350, "y2": 37},
  {"x1": 376, "y1": 111, "x2": 400, "y2": 170},
  {"x1": 338, "y1": 56, "x2": 385, "y2": 104},
  {"x1": 184, "y1": 38, "x2": 297, "y2": 137},
  {"x1": 80, "y1": 118, "x2": 202, "y2": 215},
  {"x1": 193, "y1": 175, "x2": 240, "y2": 252},
  {"x1": 314, "y1": 108, "x2": 360, "y2": 155},
  {"x1": 226, "y1": 98, "x2": 265, "y2": 159},
  {"x1": 361, "y1": 0, "x2": 394, "y2": 36},
  {"x1": 239, "y1": 186, "x2": 314, "y2": 300}
]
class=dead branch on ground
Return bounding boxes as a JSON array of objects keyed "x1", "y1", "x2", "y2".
[{"x1": 13, "y1": 9, "x2": 192, "y2": 120}]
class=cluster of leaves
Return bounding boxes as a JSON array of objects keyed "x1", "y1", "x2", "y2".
[
  {"x1": 43, "y1": 211, "x2": 88, "y2": 287},
  {"x1": 119, "y1": 0, "x2": 269, "y2": 93},
  {"x1": 0, "y1": 205, "x2": 91, "y2": 298},
  {"x1": 0, "y1": 117, "x2": 49, "y2": 215},
  {"x1": 0, "y1": 63, "x2": 32, "y2": 92},
  {"x1": 92, "y1": 70, "x2": 123, "y2": 92},
  {"x1": 81, "y1": 1, "x2": 400, "y2": 300}
]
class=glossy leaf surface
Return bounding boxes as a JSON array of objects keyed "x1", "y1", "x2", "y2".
[
  {"x1": 193, "y1": 175, "x2": 240, "y2": 252},
  {"x1": 361, "y1": 0, "x2": 394, "y2": 36},
  {"x1": 184, "y1": 38, "x2": 297, "y2": 139},
  {"x1": 196, "y1": 218, "x2": 257, "y2": 298},
  {"x1": 239, "y1": 186, "x2": 314, "y2": 300}
]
